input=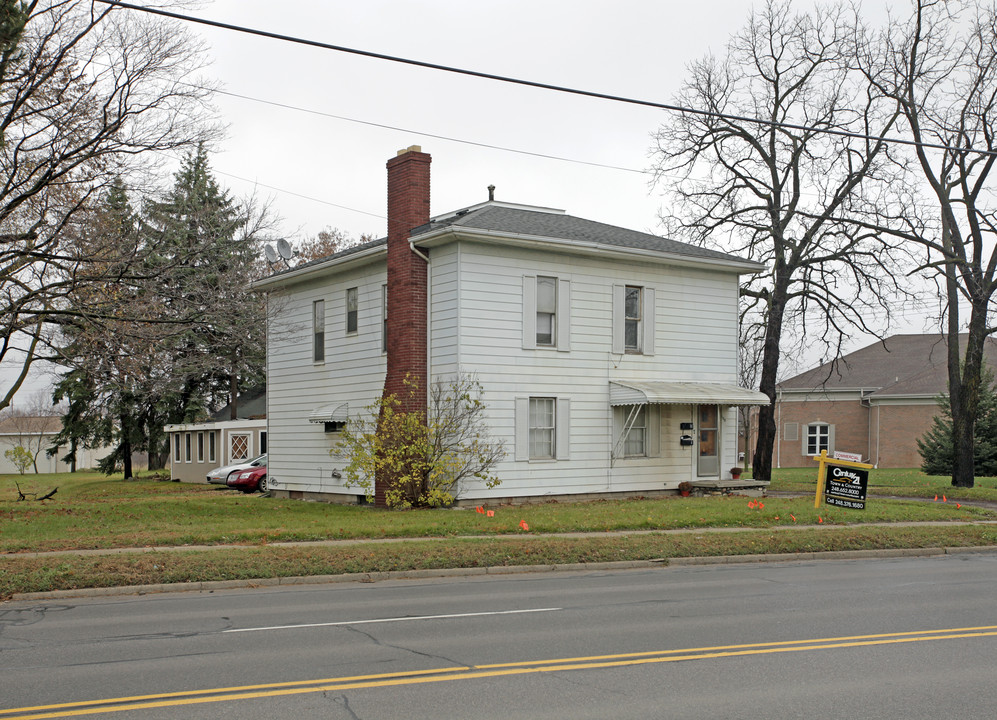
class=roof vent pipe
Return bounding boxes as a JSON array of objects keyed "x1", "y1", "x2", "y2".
[{"x1": 488, "y1": 184, "x2": 495, "y2": 201}]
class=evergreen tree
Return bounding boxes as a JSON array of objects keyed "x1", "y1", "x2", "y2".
[{"x1": 918, "y1": 367, "x2": 997, "y2": 477}]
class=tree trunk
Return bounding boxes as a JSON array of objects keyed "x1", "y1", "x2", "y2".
[
  {"x1": 230, "y1": 363, "x2": 239, "y2": 421},
  {"x1": 121, "y1": 412, "x2": 133, "y2": 479},
  {"x1": 751, "y1": 279, "x2": 790, "y2": 482},
  {"x1": 951, "y1": 306, "x2": 987, "y2": 487}
]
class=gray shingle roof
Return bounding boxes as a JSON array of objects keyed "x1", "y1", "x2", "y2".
[
  {"x1": 261, "y1": 202, "x2": 755, "y2": 284},
  {"x1": 778, "y1": 334, "x2": 997, "y2": 397},
  {"x1": 413, "y1": 204, "x2": 749, "y2": 264}
]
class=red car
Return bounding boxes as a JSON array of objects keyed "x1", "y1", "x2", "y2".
[{"x1": 227, "y1": 463, "x2": 268, "y2": 493}]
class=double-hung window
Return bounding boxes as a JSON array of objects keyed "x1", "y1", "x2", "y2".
[
  {"x1": 536, "y1": 276, "x2": 556, "y2": 347},
  {"x1": 624, "y1": 286, "x2": 641, "y2": 352},
  {"x1": 613, "y1": 405, "x2": 660, "y2": 459},
  {"x1": 613, "y1": 284, "x2": 655, "y2": 355},
  {"x1": 623, "y1": 405, "x2": 646, "y2": 456},
  {"x1": 515, "y1": 396, "x2": 571, "y2": 461},
  {"x1": 522, "y1": 275, "x2": 570, "y2": 350},
  {"x1": 313, "y1": 299, "x2": 325, "y2": 362},
  {"x1": 529, "y1": 397, "x2": 556, "y2": 459},
  {"x1": 346, "y1": 287, "x2": 358, "y2": 334}
]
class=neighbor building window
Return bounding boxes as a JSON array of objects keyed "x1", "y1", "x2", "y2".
[
  {"x1": 173, "y1": 434, "x2": 181, "y2": 463},
  {"x1": 346, "y1": 287, "x2": 358, "y2": 334},
  {"x1": 208, "y1": 431, "x2": 216, "y2": 463},
  {"x1": 260, "y1": 431, "x2": 267, "y2": 454},
  {"x1": 806, "y1": 423, "x2": 831, "y2": 455},
  {"x1": 624, "y1": 286, "x2": 642, "y2": 352},
  {"x1": 529, "y1": 397, "x2": 556, "y2": 459},
  {"x1": 313, "y1": 299, "x2": 325, "y2": 362},
  {"x1": 536, "y1": 276, "x2": 556, "y2": 346},
  {"x1": 184, "y1": 433, "x2": 192, "y2": 463},
  {"x1": 197, "y1": 432, "x2": 204, "y2": 463}
]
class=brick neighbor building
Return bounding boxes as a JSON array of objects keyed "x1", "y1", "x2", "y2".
[{"x1": 756, "y1": 334, "x2": 997, "y2": 469}]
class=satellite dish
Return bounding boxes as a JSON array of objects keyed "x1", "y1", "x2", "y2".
[
  {"x1": 264, "y1": 244, "x2": 278, "y2": 264},
  {"x1": 276, "y1": 238, "x2": 293, "y2": 260}
]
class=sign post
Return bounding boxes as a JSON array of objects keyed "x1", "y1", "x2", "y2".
[{"x1": 813, "y1": 450, "x2": 873, "y2": 510}]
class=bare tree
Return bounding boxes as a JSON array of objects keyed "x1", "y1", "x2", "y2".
[
  {"x1": 860, "y1": 0, "x2": 997, "y2": 487},
  {"x1": 0, "y1": 0, "x2": 217, "y2": 413},
  {"x1": 651, "y1": 0, "x2": 911, "y2": 480}
]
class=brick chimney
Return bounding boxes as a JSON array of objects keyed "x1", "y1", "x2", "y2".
[
  {"x1": 384, "y1": 145, "x2": 431, "y2": 407},
  {"x1": 377, "y1": 146, "x2": 431, "y2": 503}
]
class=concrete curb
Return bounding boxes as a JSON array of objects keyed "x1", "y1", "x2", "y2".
[{"x1": 9, "y1": 546, "x2": 997, "y2": 602}]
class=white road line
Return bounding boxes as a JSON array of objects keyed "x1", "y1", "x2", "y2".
[{"x1": 223, "y1": 607, "x2": 562, "y2": 633}]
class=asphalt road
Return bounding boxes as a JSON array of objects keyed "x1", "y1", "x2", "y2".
[{"x1": 2, "y1": 553, "x2": 997, "y2": 719}]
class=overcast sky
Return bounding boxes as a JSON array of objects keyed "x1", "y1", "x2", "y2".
[{"x1": 8, "y1": 0, "x2": 938, "y2": 404}]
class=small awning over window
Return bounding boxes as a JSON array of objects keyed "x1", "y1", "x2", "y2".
[
  {"x1": 610, "y1": 381, "x2": 770, "y2": 406},
  {"x1": 308, "y1": 402, "x2": 349, "y2": 423}
]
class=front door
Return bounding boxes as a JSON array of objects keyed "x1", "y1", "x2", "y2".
[{"x1": 697, "y1": 405, "x2": 719, "y2": 477}]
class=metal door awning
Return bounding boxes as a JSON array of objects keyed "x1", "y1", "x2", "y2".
[{"x1": 609, "y1": 381, "x2": 770, "y2": 406}]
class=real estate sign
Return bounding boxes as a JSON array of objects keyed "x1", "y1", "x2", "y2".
[
  {"x1": 824, "y1": 464, "x2": 869, "y2": 510},
  {"x1": 812, "y1": 450, "x2": 873, "y2": 511}
]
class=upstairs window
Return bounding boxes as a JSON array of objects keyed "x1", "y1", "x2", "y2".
[
  {"x1": 624, "y1": 286, "x2": 641, "y2": 352},
  {"x1": 346, "y1": 287, "x2": 358, "y2": 334},
  {"x1": 313, "y1": 299, "x2": 325, "y2": 363},
  {"x1": 536, "y1": 276, "x2": 557, "y2": 346},
  {"x1": 613, "y1": 285, "x2": 655, "y2": 355},
  {"x1": 522, "y1": 275, "x2": 570, "y2": 351}
]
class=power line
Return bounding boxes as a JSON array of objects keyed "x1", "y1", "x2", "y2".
[
  {"x1": 213, "y1": 88, "x2": 647, "y2": 175},
  {"x1": 97, "y1": 0, "x2": 997, "y2": 159}
]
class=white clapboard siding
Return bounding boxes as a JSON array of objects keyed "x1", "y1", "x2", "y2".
[
  {"x1": 266, "y1": 263, "x2": 389, "y2": 493},
  {"x1": 443, "y1": 240, "x2": 742, "y2": 499},
  {"x1": 266, "y1": 232, "x2": 746, "y2": 500}
]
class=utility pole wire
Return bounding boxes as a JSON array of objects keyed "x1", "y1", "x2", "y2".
[{"x1": 96, "y1": 0, "x2": 997, "y2": 159}]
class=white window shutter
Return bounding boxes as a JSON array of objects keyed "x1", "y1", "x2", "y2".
[
  {"x1": 647, "y1": 404, "x2": 660, "y2": 457},
  {"x1": 515, "y1": 397, "x2": 529, "y2": 461},
  {"x1": 556, "y1": 278, "x2": 571, "y2": 352},
  {"x1": 556, "y1": 397, "x2": 571, "y2": 460},
  {"x1": 642, "y1": 287, "x2": 655, "y2": 356},
  {"x1": 612, "y1": 284, "x2": 625, "y2": 354},
  {"x1": 828, "y1": 425, "x2": 836, "y2": 455},
  {"x1": 522, "y1": 276, "x2": 536, "y2": 350}
]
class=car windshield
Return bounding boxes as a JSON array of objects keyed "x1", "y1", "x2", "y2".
[{"x1": 250, "y1": 454, "x2": 267, "y2": 467}]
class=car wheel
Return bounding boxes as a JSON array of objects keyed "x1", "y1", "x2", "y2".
[{"x1": 258, "y1": 475, "x2": 268, "y2": 493}]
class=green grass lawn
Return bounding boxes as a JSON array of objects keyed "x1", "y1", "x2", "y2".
[
  {"x1": 3, "y1": 469, "x2": 996, "y2": 553},
  {"x1": 4, "y1": 468, "x2": 997, "y2": 599},
  {"x1": 764, "y1": 466, "x2": 997, "y2": 500}
]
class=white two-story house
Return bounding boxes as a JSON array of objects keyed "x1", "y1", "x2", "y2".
[{"x1": 255, "y1": 146, "x2": 768, "y2": 504}]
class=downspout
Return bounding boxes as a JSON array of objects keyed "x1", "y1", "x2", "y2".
[
  {"x1": 410, "y1": 239, "x2": 431, "y2": 405},
  {"x1": 776, "y1": 388, "x2": 782, "y2": 469}
]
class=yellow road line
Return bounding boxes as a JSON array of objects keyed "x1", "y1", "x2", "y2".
[{"x1": 4, "y1": 624, "x2": 996, "y2": 718}]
